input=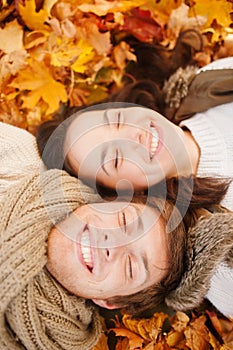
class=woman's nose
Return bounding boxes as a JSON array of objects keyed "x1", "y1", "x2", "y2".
[{"x1": 118, "y1": 125, "x2": 145, "y2": 144}]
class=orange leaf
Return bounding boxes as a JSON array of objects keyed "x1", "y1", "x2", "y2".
[
  {"x1": 111, "y1": 327, "x2": 144, "y2": 349},
  {"x1": 206, "y1": 310, "x2": 223, "y2": 337},
  {"x1": 171, "y1": 311, "x2": 190, "y2": 333},
  {"x1": 9, "y1": 60, "x2": 67, "y2": 114},
  {"x1": 184, "y1": 315, "x2": 210, "y2": 350},
  {"x1": 166, "y1": 330, "x2": 184, "y2": 347}
]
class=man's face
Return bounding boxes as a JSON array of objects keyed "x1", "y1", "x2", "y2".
[{"x1": 46, "y1": 201, "x2": 168, "y2": 308}]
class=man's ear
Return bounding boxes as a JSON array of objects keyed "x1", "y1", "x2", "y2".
[{"x1": 92, "y1": 299, "x2": 119, "y2": 310}]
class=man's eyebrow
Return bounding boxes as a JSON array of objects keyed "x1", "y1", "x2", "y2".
[
  {"x1": 133, "y1": 205, "x2": 143, "y2": 233},
  {"x1": 140, "y1": 251, "x2": 149, "y2": 286},
  {"x1": 132, "y1": 204, "x2": 149, "y2": 285},
  {"x1": 101, "y1": 148, "x2": 110, "y2": 176}
]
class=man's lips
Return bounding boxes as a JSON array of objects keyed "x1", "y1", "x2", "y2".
[{"x1": 76, "y1": 226, "x2": 94, "y2": 273}]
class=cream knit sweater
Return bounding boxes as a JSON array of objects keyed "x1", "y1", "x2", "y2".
[
  {"x1": 180, "y1": 57, "x2": 233, "y2": 318},
  {"x1": 0, "y1": 122, "x2": 46, "y2": 196}
]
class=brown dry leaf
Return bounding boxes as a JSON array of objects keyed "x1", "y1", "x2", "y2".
[
  {"x1": 153, "y1": 339, "x2": 171, "y2": 350},
  {"x1": 77, "y1": 19, "x2": 112, "y2": 55},
  {"x1": 115, "y1": 337, "x2": 129, "y2": 350},
  {"x1": 208, "y1": 331, "x2": 222, "y2": 350},
  {"x1": 113, "y1": 41, "x2": 136, "y2": 70},
  {"x1": 0, "y1": 99, "x2": 27, "y2": 129},
  {"x1": 9, "y1": 60, "x2": 67, "y2": 114},
  {"x1": 111, "y1": 327, "x2": 144, "y2": 349},
  {"x1": 213, "y1": 33, "x2": 233, "y2": 60},
  {"x1": 0, "y1": 20, "x2": 24, "y2": 53},
  {"x1": 171, "y1": 311, "x2": 190, "y2": 333},
  {"x1": 219, "y1": 318, "x2": 233, "y2": 346},
  {"x1": 69, "y1": 87, "x2": 90, "y2": 107},
  {"x1": 121, "y1": 8, "x2": 165, "y2": 43},
  {"x1": 91, "y1": 332, "x2": 109, "y2": 350},
  {"x1": 137, "y1": 313, "x2": 168, "y2": 342},
  {"x1": 166, "y1": 330, "x2": 184, "y2": 348},
  {"x1": 167, "y1": 3, "x2": 207, "y2": 40},
  {"x1": 120, "y1": 314, "x2": 141, "y2": 335},
  {"x1": 206, "y1": 310, "x2": 223, "y2": 338},
  {"x1": 184, "y1": 315, "x2": 210, "y2": 350},
  {"x1": 0, "y1": 50, "x2": 28, "y2": 80}
]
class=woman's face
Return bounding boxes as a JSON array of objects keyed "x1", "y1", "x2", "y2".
[
  {"x1": 64, "y1": 106, "x2": 190, "y2": 190},
  {"x1": 47, "y1": 201, "x2": 168, "y2": 308}
]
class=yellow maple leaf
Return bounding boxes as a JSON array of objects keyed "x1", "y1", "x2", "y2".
[
  {"x1": 18, "y1": 0, "x2": 57, "y2": 31},
  {"x1": 189, "y1": 0, "x2": 233, "y2": 28},
  {"x1": 0, "y1": 19, "x2": 24, "y2": 53},
  {"x1": 78, "y1": 0, "x2": 147, "y2": 17},
  {"x1": 49, "y1": 36, "x2": 82, "y2": 67},
  {"x1": 71, "y1": 39, "x2": 95, "y2": 73},
  {"x1": 9, "y1": 60, "x2": 67, "y2": 115}
]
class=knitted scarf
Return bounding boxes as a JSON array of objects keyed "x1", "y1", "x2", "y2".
[
  {"x1": 166, "y1": 208, "x2": 233, "y2": 311},
  {"x1": 0, "y1": 169, "x2": 102, "y2": 350}
]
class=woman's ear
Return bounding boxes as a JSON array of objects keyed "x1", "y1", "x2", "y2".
[{"x1": 92, "y1": 299, "x2": 119, "y2": 310}]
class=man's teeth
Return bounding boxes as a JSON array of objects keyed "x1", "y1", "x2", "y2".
[
  {"x1": 150, "y1": 127, "x2": 159, "y2": 158},
  {"x1": 81, "y1": 231, "x2": 93, "y2": 267}
]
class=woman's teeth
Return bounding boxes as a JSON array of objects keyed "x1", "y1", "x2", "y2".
[
  {"x1": 81, "y1": 231, "x2": 93, "y2": 270},
  {"x1": 150, "y1": 126, "x2": 159, "y2": 159}
]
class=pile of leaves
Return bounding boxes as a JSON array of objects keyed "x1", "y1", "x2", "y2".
[
  {"x1": 0, "y1": 0, "x2": 233, "y2": 133},
  {"x1": 93, "y1": 310, "x2": 233, "y2": 350}
]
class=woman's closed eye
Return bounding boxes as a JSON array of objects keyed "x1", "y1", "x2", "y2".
[
  {"x1": 114, "y1": 149, "x2": 119, "y2": 169},
  {"x1": 117, "y1": 111, "x2": 122, "y2": 128}
]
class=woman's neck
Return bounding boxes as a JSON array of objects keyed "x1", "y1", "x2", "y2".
[{"x1": 182, "y1": 129, "x2": 200, "y2": 175}]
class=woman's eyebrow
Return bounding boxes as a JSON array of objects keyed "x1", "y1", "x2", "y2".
[
  {"x1": 103, "y1": 109, "x2": 110, "y2": 125},
  {"x1": 101, "y1": 148, "x2": 110, "y2": 176}
]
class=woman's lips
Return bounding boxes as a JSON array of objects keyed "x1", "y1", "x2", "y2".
[{"x1": 149, "y1": 122, "x2": 162, "y2": 160}]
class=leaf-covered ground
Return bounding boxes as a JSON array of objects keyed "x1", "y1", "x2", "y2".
[
  {"x1": 1, "y1": 1, "x2": 233, "y2": 349},
  {"x1": 0, "y1": 0, "x2": 233, "y2": 134}
]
